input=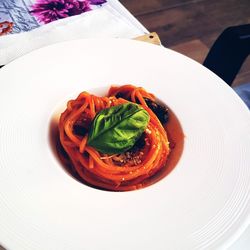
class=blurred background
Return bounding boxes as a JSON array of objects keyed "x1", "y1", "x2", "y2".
[{"x1": 120, "y1": 0, "x2": 250, "y2": 87}]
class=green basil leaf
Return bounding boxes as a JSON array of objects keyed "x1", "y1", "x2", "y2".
[{"x1": 87, "y1": 103, "x2": 149, "y2": 154}]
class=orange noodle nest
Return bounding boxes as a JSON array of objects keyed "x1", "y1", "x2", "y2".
[{"x1": 58, "y1": 85, "x2": 170, "y2": 191}]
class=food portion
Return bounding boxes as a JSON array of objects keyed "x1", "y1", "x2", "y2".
[{"x1": 58, "y1": 84, "x2": 172, "y2": 191}]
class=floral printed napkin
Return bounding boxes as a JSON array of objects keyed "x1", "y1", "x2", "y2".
[
  {"x1": 0, "y1": 0, "x2": 106, "y2": 36},
  {"x1": 0, "y1": 0, "x2": 147, "y2": 65}
]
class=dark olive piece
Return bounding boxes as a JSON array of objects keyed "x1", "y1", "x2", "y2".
[
  {"x1": 115, "y1": 92, "x2": 126, "y2": 99},
  {"x1": 73, "y1": 124, "x2": 88, "y2": 136},
  {"x1": 132, "y1": 132, "x2": 146, "y2": 151},
  {"x1": 144, "y1": 98, "x2": 169, "y2": 124},
  {"x1": 115, "y1": 92, "x2": 131, "y2": 101},
  {"x1": 115, "y1": 94, "x2": 169, "y2": 124}
]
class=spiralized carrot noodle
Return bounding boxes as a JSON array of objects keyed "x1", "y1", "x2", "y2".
[{"x1": 58, "y1": 84, "x2": 170, "y2": 191}]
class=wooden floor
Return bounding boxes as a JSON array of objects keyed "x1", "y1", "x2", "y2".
[{"x1": 120, "y1": 0, "x2": 250, "y2": 86}]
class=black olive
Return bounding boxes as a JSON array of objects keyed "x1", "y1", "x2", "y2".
[
  {"x1": 144, "y1": 98, "x2": 169, "y2": 124},
  {"x1": 73, "y1": 124, "x2": 88, "y2": 136},
  {"x1": 115, "y1": 92, "x2": 131, "y2": 101},
  {"x1": 135, "y1": 132, "x2": 146, "y2": 148},
  {"x1": 131, "y1": 132, "x2": 146, "y2": 151},
  {"x1": 115, "y1": 94, "x2": 169, "y2": 124},
  {"x1": 115, "y1": 92, "x2": 126, "y2": 99}
]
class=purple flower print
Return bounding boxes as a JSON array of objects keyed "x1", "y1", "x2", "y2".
[
  {"x1": 30, "y1": 0, "x2": 92, "y2": 24},
  {"x1": 89, "y1": 0, "x2": 106, "y2": 4}
]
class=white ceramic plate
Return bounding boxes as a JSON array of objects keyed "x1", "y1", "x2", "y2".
[{"x1": 0, "y1": 39, "x2": 250, "y2": 250}]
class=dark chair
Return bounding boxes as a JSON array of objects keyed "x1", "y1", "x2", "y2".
[
  {"x1": 203, "y1": 24, "x2": 250, "y2": 109},
  {"x1": 203, "y1": 24, "x2": 250, "y2": 86}
]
